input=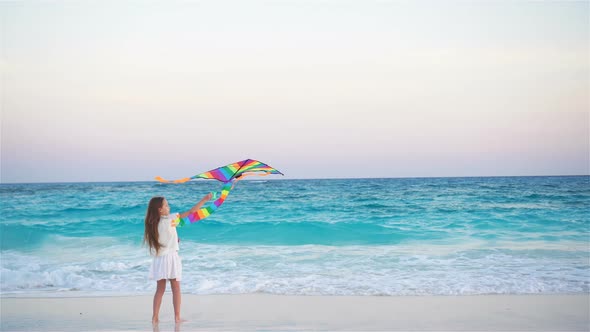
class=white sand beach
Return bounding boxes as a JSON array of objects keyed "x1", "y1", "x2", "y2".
[{"x1": 1, "y1": 294, "x2": 588, "y2": 331}]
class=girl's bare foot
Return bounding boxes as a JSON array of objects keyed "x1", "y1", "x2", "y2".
[
  {"x1": 175, "y1": 317, "x2": 187, "y2": 324},
  {"x1": 152, "y1": 317, "x2": 159, "y2": 325}
]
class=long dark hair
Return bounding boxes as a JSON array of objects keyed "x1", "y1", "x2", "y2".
[{"x1": 144, "y1": 196, "x2": 164, "y2": 255}]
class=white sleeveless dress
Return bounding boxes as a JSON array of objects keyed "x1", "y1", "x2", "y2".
[{"x1": 148, "y1": 213, "x2": 182, "y2": 281}]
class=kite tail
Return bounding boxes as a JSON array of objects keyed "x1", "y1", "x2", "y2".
[
  {"x1": 174, "y1": 181, "x2": 235, "y2": 226},
  {"x1": 155, "y1": 176, "x2": 192, "y2": 184}
]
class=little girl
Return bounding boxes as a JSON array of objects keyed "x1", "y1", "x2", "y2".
[{"x1": 144, "y1": 194, "x2": 212, "y2": 324}]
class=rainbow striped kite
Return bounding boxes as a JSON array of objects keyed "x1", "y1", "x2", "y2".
[{"x1": 156, "y1": 159, "x2": 283, "y2": 226}]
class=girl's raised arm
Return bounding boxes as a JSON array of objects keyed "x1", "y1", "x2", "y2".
[{"x1": 177, "y1": 193, "x2": 213, "y2": 220}]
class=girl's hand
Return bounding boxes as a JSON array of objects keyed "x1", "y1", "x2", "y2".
[{"x1": 183, "y1": 193, "x2": 215, "y2": 218}]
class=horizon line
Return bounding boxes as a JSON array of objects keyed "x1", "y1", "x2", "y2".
[{"x1": 1, "y1": 174, "x2": 588, "y2": 185}]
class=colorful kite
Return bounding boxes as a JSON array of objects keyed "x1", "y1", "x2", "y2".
[{"x1": 156, "y1": 159, "x2": 283, "y2": 226}]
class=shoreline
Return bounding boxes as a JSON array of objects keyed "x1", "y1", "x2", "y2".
[
  {"x1": 2, "y1": 294, "x2": 588, "y2": 331},
  {"x1": 0, "y1": 291, "x2": 587, "y2": 299}
]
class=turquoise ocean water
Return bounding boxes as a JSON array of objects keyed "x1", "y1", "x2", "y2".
[{"x1": 1, "y1": 176, "x2": 588, "y2": 296}]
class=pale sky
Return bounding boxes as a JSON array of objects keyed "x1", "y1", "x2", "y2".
[{"x1": 1, "y1": 1, "x2": 588, "y2": 183}]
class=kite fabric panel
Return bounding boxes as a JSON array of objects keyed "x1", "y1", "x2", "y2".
[
  {"x1": 156, "y1": 159, "x2": 283, "y2": 225},
  {"x1": 193, "y1": 159, "x2": 284, "y2": 182},
  {"x1": 155, "y1": 159, "x2": 283, "y2": 184}
]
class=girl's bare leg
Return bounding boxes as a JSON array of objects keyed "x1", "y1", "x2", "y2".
[
  {"x1": 170, "y1": 279, "x2": 185, "y2": 323},
  {"x1": 152, "y1": 279, "x2": 166, "y2": 324}
]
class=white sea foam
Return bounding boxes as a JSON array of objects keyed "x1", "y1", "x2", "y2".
[{"x1": 2, "y1": 237, "x2": 587, "y2": 297}]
